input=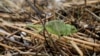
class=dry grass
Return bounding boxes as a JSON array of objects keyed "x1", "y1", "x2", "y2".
[{"x1": 0, "y1": 0, "x2": 100, "y2": 56}]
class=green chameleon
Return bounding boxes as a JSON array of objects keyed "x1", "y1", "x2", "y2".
[{"x1": 27, "y1": 20, "x2": 77, "y2": 36}]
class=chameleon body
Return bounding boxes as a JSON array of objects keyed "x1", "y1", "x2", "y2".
[{"x1": 27, "y1": 20, "x2": 77, "y2": 36}]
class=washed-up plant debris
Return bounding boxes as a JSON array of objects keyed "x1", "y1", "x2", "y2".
[{"x1": 0, "y1": 0, "x2": 100, "y2": 56}]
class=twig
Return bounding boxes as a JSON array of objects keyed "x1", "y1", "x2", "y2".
[
  {"x1": 63, "y1": 0, "x2": 99, "y2": 7},
  {"x1": 77, "y1": 43, "x2": 100, "y2": 52},
  {"x1": 3, "y1": 36, "x2": 31, "y2": 48},
  {"x1": 63, "y1": 36, "x2": 100, "y2": 47},
  {"x1": 85, "y1": 29, "x2": 99, "y2": 38},
  {"x1": 25, "y1": 0, "x2": 44, "y2": 18},
  {"x1": 0, "y1": 13, "x2": 29, "y2": 20},
  {"x1": 85, "y1": 8, "x2": 100, "y2": 22},
  {"x1": 4, "y1": 24, "x2": 44, "y2": 40},
  {"x1": 6, "y1": 30, "x2": 20, "y2": 38},
  {"x1": 70, "y1": 41, "x2": 83, "y2": 56},
  {"x1": 84, "y1": 0, "x2": 87, "y2": 7},
  {"x1": 0, "y1": 42, "x2": 21, "y2": 52},
  {"x1": 33, "y1": 15, "x2": 53, "y2": 24},
  {"x1": 19, "y1": 52, "x2": 48, "y2": 56},
  {"x1": 72, "y1": 33, "x2": 96, "y2": 42},
  {"x1": 0, "y1": 29, "x2": 31, "y2": 42}
]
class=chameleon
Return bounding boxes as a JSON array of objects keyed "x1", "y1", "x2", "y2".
[{"x1": 27, "y1": 20, "x2": 77, "y2": 36}]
